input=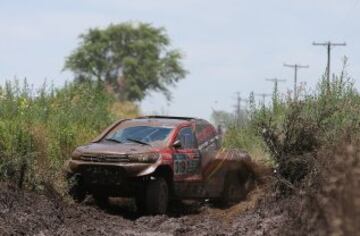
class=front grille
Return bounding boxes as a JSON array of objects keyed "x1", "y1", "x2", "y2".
[
  {"x1": 80, "y1": 154, "x2": 130, "y2": 163},
  {"x1": 81, "y1": 166, "x2": 125, "y2": 185}
]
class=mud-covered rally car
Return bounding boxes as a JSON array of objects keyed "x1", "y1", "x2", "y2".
[{"x1": 65, "y1": 116, "x2": 255, "y2": 214}]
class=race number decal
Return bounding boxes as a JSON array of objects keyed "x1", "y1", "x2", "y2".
[{"x1": 173, "y1": 154, "x2": 200, "y2": 175}]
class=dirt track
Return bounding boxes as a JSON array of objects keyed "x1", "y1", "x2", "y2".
[{"x1": 0, "y1": 180, "x2": 291, "y2": 236}]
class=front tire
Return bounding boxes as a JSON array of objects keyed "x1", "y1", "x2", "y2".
[
  {"x1": 145, "y1": 177, "x2": 169, "y2": 215},
  {"x1": 93, "y1": 193, "x2": 109, "y2": 208},
  {"x1": 68, "y1": 174, "x2": 86, "y2": 203},
  {"x1": 135, "y1": 193, "x2": 146, "y2": 213}
]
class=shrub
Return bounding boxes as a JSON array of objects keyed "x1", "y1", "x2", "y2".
[
  {"x1": 222, "y1": 58, "x2": 360, "y2": 194},
  {"x1": 0, "y1": 80, "x2": 138, "y2": 191}
]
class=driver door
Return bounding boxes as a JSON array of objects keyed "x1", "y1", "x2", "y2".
[{"x1": 172, "y1": 126, "x2": 201, "y2": 182}]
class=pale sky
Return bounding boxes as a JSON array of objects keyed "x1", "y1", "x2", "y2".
[{"x1": 1, "y1": 0, "x2": 359, "y2": 119}]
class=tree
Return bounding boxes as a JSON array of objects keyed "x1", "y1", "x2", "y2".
[{"x1": 64, "y1": 22, "x2": 187, "y2": 101}]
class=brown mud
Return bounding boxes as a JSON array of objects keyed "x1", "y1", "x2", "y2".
[{"x1": 0, "y1": 175, "x2": 292, "y2": 236}]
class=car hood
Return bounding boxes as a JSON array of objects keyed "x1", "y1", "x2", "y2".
[{"x1": 75, "y1": 142, "x2": 156, "y2": 156}]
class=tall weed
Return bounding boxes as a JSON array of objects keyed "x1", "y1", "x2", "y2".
[{"x1": 0, "y1": 80, "x2": 138, "y2": 190}]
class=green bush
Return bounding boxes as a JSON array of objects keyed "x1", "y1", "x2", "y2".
[
  {"x1": 223, "y1": 58, "x2": 360, "y2": 191},
  {"x1": 0, "y1": 79, "x2": 138, "y2": 190}
]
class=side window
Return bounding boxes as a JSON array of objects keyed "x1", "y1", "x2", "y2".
[
  {"x1": 194, "y1": 123, "x2": 207, "y2": 146},
  {"x1": 195, "y1": 121, "x2": 220, "y2": 151},
  {"x1": 176, "y1": 127, "x2": 197, "y2": 149}
]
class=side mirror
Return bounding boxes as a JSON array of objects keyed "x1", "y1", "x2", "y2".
[{"x1": 172, "y1": 139, "x2": 182, "y2": 149}]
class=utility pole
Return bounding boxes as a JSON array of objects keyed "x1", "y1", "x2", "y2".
[
  {"x1": 255, "y1": 93, "x2": 272, "y2": 106},
  {"x1": 234, "y1": 92, "x2": 249, "y2": 114},
  {"x1": 266, "y1": 78, "x2": 286, "y2": 94},
  {"x1": 234, "y1": 92, "x2": 241, "y2": 120},
  {"x1": 266, "y1": 78, "x2": 286, "y2": 111},
  {"x1": 312, "y1": 41, "x2": 346, "y2": 92},
  {"x1": 234, "y1": 92, "x2": 249, "y2": 126},
  {"x1": 241, "y1": 97, "x2": 250, "y2": 113},
  {"x1": 211, "y1": 100, "x2": 224, "y2": 134},
  {"x1": 283, "y1": 64, "x2": 309, "y2": 100}
]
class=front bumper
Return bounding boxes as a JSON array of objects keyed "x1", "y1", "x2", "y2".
[
  {"x1": 66, "y1": 159, "x2": 158, "y2": 177},
  {"x1": 65, "y1": 160, "x2": 151, "y2": 197}
]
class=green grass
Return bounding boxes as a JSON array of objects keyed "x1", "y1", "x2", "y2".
[{"x1": 0, "y1": 80, "x2": 138, "y2": 191}]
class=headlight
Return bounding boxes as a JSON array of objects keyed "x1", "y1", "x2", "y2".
[{"x1": 128, "y1": 152, "x2": 160, "y2": 163}]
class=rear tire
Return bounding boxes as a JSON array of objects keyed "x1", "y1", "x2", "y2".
[
  {"x1": 145, "y1": 177, "x2": 169, "y2": 215},
  {"x1": 244, "y1": 170, "x2": 256, "y2": 193},
  {"x1": 217, "y1": 172, "x2": 245, "y2": 207}
]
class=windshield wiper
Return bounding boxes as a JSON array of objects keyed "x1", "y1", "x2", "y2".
[
  {"x1": 105, "y1": 138, "x2": 123, "y2": 144},
  {"x1": 126, "y1": 138, "x2": 151, "y2": 146}
]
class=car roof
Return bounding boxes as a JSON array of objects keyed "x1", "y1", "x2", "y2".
[
  {"x1": 138, "y1": 115, "x2": 196, "y2": 120},
  {"x1": 126, "y1": 115, "x2": 197, "y2": 127}
]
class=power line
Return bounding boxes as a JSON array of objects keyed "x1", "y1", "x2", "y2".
[
  {"x1": 312, "y1": 41, "x2": 346, "y2": 92},
  {"x1": 283, "y1": 63, "x2": 309, "y2": 100}
]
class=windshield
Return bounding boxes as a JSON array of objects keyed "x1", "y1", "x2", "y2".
[{"x1": 105, "y1": 125, "x2": 173, "y2": 146}]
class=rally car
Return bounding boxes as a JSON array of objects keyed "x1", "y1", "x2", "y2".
[{"x1": 65, "y1": 116, "x2": 255, "y2": 214}]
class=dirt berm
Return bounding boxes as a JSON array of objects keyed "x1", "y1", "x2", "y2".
[{"x1": 0, "y1": 176, "x2": 293, "y2": 236}]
